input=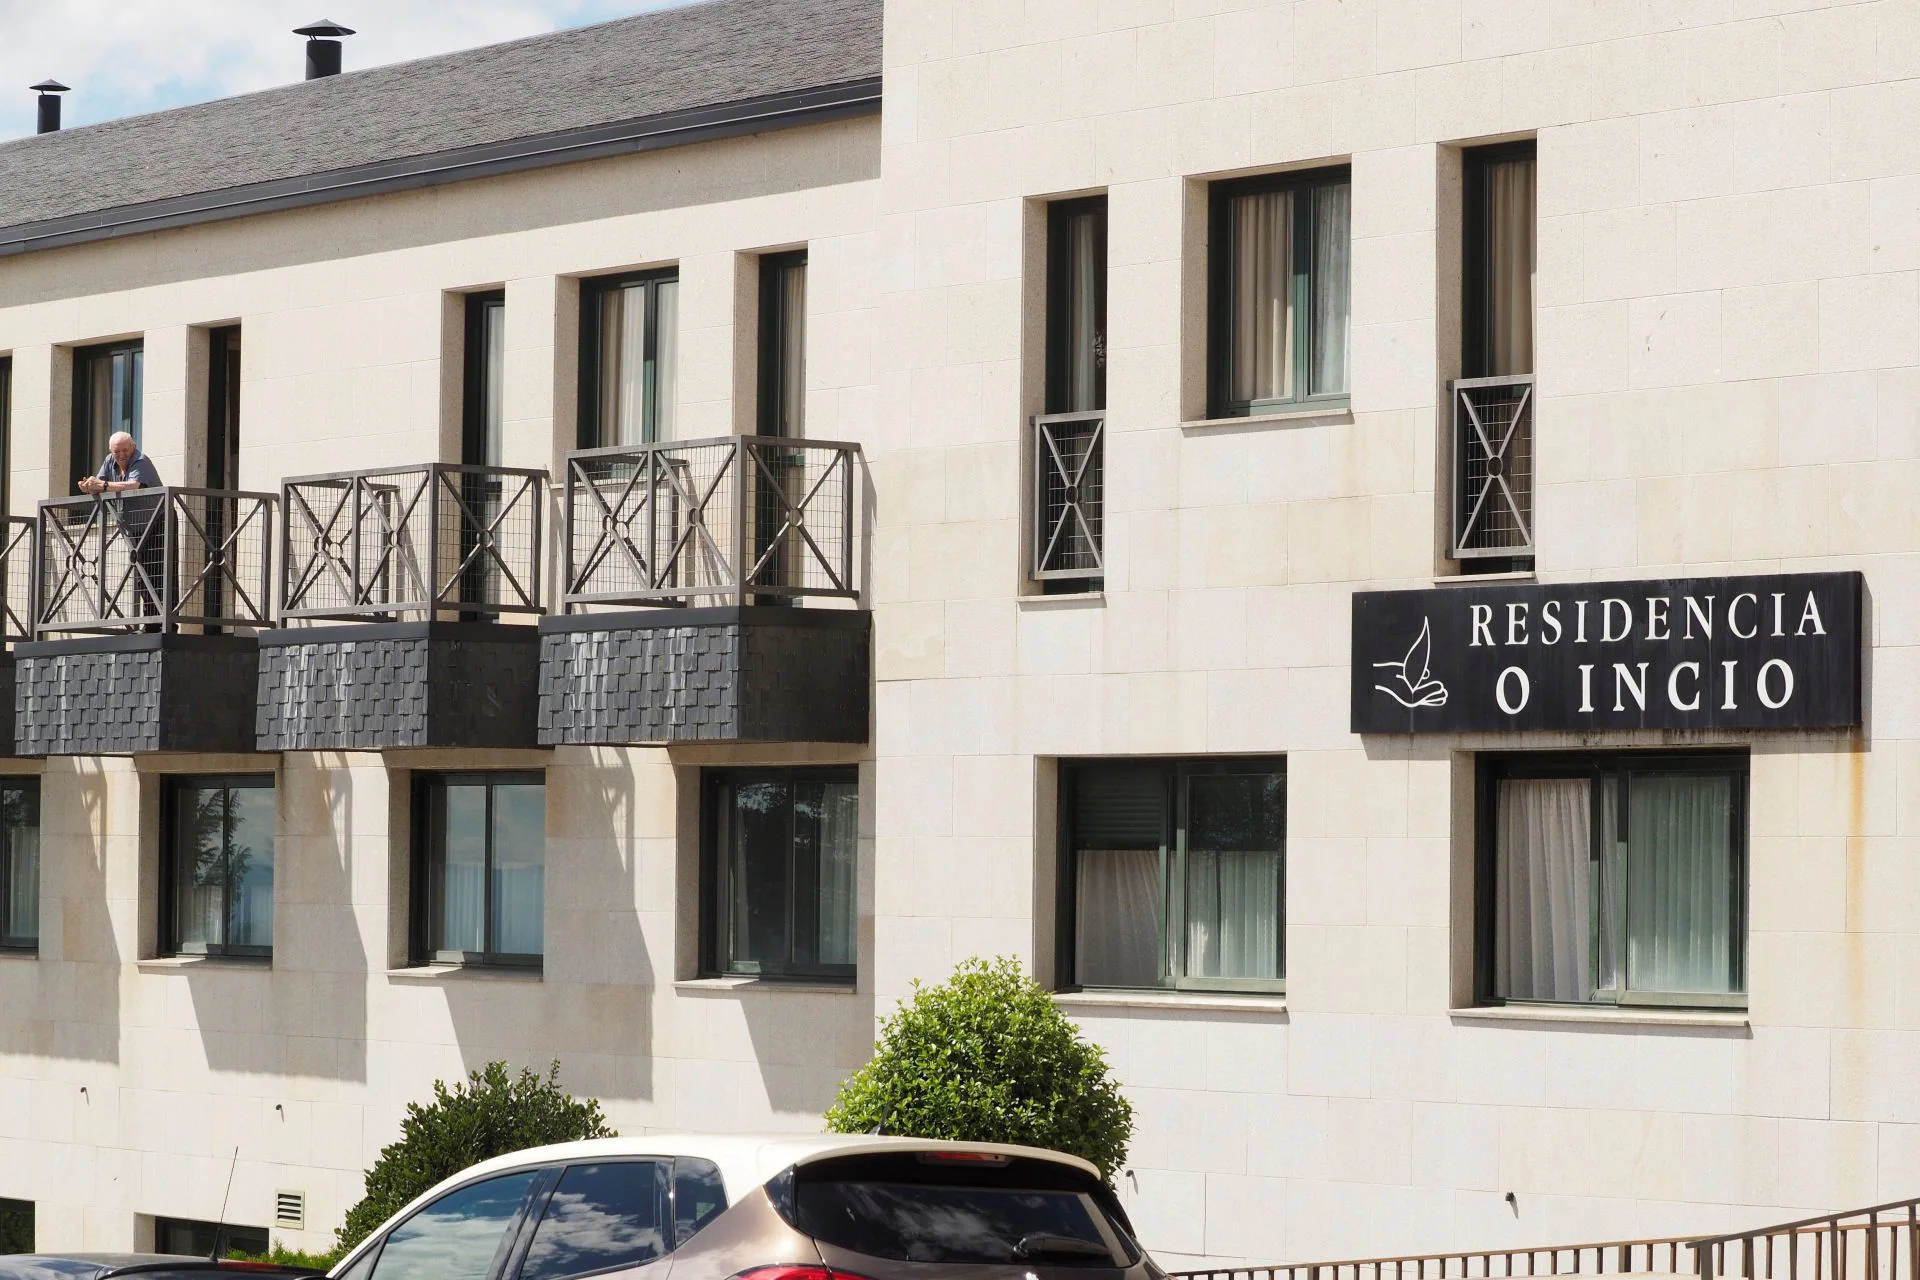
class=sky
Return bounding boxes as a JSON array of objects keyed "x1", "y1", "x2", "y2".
[{"x1": 0, "y1": 0, "x2": 691, "y2": 141}]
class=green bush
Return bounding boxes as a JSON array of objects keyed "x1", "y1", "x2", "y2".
[
  {"x1": 227, "y1": 1241, "x2": 345, "y2": 1271},
  {"x1": 335, "y1": 1060, "x2": 616, "y2": 1253},
  {"x1": 824, "y1": 956, "x2": 1133, "y2": 1181}
]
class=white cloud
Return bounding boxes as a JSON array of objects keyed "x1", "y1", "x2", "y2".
[{"x1": 0, "y1": 0, "x2": 688, "y2": 141}]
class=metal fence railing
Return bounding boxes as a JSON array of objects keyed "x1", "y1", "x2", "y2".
[
  {"x1": 562, "y1": 435, "x2": 860, "y2": 611},
  {"x1": 280, "y1": 463, "x2": 546, "y2": 623},
  {"x1": 2, "y1": 516, "x2": 33, "y2": 642},
  {"x1": 1032, "y1": 409, "x2": 1104, "y2": 581},
  {"x1": 1451, "y1": 373, "x2": 1534, "y2": 559},
  {"x1": 34, "y1": 489, "x2": 275, "y2": 635}
]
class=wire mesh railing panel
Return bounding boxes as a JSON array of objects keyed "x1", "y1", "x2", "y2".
[
  {"x1": 1166, "y1": 1236, "x2": 1704, "y2": 1280},
  {"x1": 563, "y1": 435, "x2": 860, "y2": 610},
  {"x1": 1, "y1": 516, "x2": 33, "y2": 642},
  {"x1": 1452, "y1": 374, "x2": 1534, "y2": 557},
  {"x1": 1032, "y1": 410, "x2": 1104, "y2": 580}
]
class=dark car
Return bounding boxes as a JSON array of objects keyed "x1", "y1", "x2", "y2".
[{"x1": 0, "y1": 1256, "x2": 325, "y2": 1279}]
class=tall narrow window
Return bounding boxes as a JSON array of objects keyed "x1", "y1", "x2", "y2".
[
  {"x1": 1061, "y1": 759, "x2": 1285, "y2": 993},
  {"x1": 0, "y1": 779, "x2": 40, "y2": 952},
  {"x1": 416, "y1": 772, "x2": 546, "y2": 966},
  {"x1": 463, "y1": 291, "x2": 507, "y2": 466},
  {"x1": 163, "y1": 776, "x2": 274, "y2": 958},
  {"x1": 1479, "y1": 752, "x2": 1746, "y2": 1008},
  {"x1": 1033, "y1": 198, "x2": 1107, "y2": 590},
  {"x1": 1463, "y1": 141, "x2": 1536, "y2": 378},
  {"x1": 705, "y1": 768, "x2": 857, "y2": 982},
  {"x1": 1208, "y1": 168, "x2": 1350, "y2": 417},
  {"x1": 72, "y1": 339, "x2": 143, "y2": 492},
  {"x1": 206, "y1": 327, "x2": 241, "y2": 489},
  {"x1": 758, "y1": 251, "x2": 807, "y2": 438},
  {"x1": 580, "y1": 271, "x2": 678, "y2": 448},
  {"x1": 0, "y1": 355, "x2": 11, "y2": 514}
]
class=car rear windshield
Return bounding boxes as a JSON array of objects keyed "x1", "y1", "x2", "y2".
[{"x1": 791, "y1": 1153, "x2": 1139, "y2": 1267}]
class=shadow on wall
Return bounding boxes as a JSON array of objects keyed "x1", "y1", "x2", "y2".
[{"x1": 25, "y1": 758, "x2": 122, "y2": 1064}]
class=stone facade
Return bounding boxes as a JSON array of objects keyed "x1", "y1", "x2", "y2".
[{"x1": 14, "y1": 635, "x2": 259, "y2": 755}]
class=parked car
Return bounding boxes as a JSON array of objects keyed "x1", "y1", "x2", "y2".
[
  {"x1": 0, "y1": 1258, "x2": 324, "y2": 1279},
  {"x1": 327, "y1": 1133, "x2": 1157, "y2": 1280}
]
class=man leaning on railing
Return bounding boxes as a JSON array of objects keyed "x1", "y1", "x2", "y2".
[{"x1": 77, "y1": 431, "x2": 166, "y2": 631}]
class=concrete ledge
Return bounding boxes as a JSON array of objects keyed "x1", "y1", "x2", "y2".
[
  {"x1": 673, "y1": 976, "x2": 859, "y2": 996},
  {"x1": 17, "y1": 633, "x2": 259, "y2": 756},
  {"x1": 386, "y1": 964, "x2": 543, "y2": 983},
  {"x1": 1450, "y1": 1004, "x2": 1750, "y2": 1031},
  {"x1": 1053, "y1": 990, "x2": 1289, "y2": 1016}
]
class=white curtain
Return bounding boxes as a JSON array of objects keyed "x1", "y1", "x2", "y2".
[
  {"x1": 3, "y1": 809, "x2": 38, "y2": 943},
  {"x1": 490, "y1": 782, "x2": 546, "y2": 958},
  {"x1": 1310, "y1": 181, "x2": 1351, "y2": 395},
  {"x1": 1627, "y1": 774, "x2": 1737, "y2": 995},
  {"x1": 652, "y1": 280, "x2": 679, "y2": 441},
  {"x1": 1076, "y1": 849, "x2": 1162, "y2": 988},
  {"x1": 1495, "y1": 778, "x2": 1592, "y2": 1001},
  {"x1": 1184, "y1": 848, "x2": 1282, "y2": 981},
  {"x1": 1062, "y1": 209, "x2": 1103, "y2": 412},
  {"x1": 1229, "y1": 189, "x2": 1294, "y2": 406},
  {"x1": 814, "y1": 780, "x2": 858, "y2": 967},
  {"x1": 480, "y1": 301, "x2": 505, "y2": 465},
  {"x1": 436, "y1": 785, "x2": 487, "y2": 955},
  {"x1": 601, "y1": 286, "x2": 647, "y2": 447},
  {"x1": 1484, "y1": 153, "x2": 1536, "y2": 376},
  {"x1": 775, "y1": 264, "x2": 807, "y2": 435}
]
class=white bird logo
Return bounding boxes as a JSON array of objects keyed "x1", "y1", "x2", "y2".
[{"x1": 1373, "y1": 617, "x2": 1449, "y2": 708}]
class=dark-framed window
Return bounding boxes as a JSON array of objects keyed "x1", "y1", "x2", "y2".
[
  {"x1": 162, "y1": 775, "x2": 275, "y2": 959},
  {"x1": 206, "y1": 326, "x2": 241, "y2": 490},
  {"x1": 703, "y1": 768, "x2": 857, "y2": 982},
  {"x1": 758, "y1": 251, "x2": 807, "y2": 438},
  {"x1": 0, "y1": 779, "x2": 41, "y2": 952},
  {"x1": 1477, "y1": 751, "x2": 1748, "y2": 1009},
  {"x1": 1463, "y1": 140, "x2": 1536, "y2": 379},
  {"x1": 1058, "y1": 758, "x2": 1285, "y2": 993},
  {"x1": 464, "y1": 291, "x2": 506, "y2": 466},
  {"x1": 1046, "y1": 196, "x2": 1107, "y2": 416},
  {"x1": 1208, "y1": 167, "x2": 1350, "y2": 417},
  {"x1": 0, "y1": 354, "x2": 12, "y2": 514},
  {"x1": 579, "y1": 269, "x2": 678, "y2": 448},
  {"x1": 414, "y1": 772, "x2": 546, "y2": 966},
  {"x1": 0, "y1": 1197, "x2": 30, "y2": 1253},
  {"x1": 1032, "y1": 197, "x2": 1107, "y2": 593},
  {"x1": 71, "y1": 339, "x2": 143, "y2": 493},
  {"x1": 154, "y1": 1216, "x2": 268, "y2": 1259}
]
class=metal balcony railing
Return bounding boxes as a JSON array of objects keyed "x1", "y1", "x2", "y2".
[
  {"x1": 2, "y1": 516, "x2": 33, "y2": 642},
  {"x1": 1451, "y1": 374, "x2": 1534, "y2": 559},
  {"x1": 1031, "y1": 409, "x2": 1104, "y2": 581},
  {"x1": 562, "y1": 435, "x2": 860, "y2": 610},
  {"x1": 34, "y1": 489, "x2": 275, "y2": 635},
  {"x1": 281, "y1": 463, "x2": 546, "y2": 623}
]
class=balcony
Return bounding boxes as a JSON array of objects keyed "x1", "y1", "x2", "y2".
[
  {"x1": 17, "y1": 489, "x2": 275, "y2": 755},
  {"x1": 1450, "y1": 374, "x2": 1534, "y2": 561},
  {"x1": 257, "y1": 463, "x2": 547, "y2": 751},
  {"x1": 0, "y1": 517, "x2": 34, "y2": 755},
  {"x1": 539, "y1": 435, "x2": 868, "y2": 745}
]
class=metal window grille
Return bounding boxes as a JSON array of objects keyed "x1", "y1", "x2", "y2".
[
  {"x1": 1031, "y1": 410, "x2": 1104, "y2": 580},
  {"x1": 1451, "y1": 374, "x2": 1534, "y2": 558}
]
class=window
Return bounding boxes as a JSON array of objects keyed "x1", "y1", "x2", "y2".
[
  {"x1": 758, "y1": 251, "x2": 807, "y2": 438},
  {"x1": 1208, "y1": 168, "x2": 1350, "y2": 417},
  {"x1": 206, "y1": 327, "x2": 241, "y2": 489},
  {"x1": 671, "y1": 1158, "x2": 726, "y2": 1245},
  {"x1": 580, "y1": 271, "x2": 678, "y2": 448},
  {"x1": 0, "y1": 779, "x2": 40, "y2": 951},
  {"x1": 415, "y1": 773, "x2": 546, "y2": 966},
  {"x1": 705, "y1": 768, "x2": 857, "y2": 982},
  {"x1": 1478, "y1": 752, "x2": 1747, "y2": 1008},
  {"x1": 1033, "y1": 197, "x2": 1106, "y2": 589},
  {"x1": 520, "y1": 1161, "x2": 669, "y2": 1280},
  {"x1": 163, "y1": 776, "x2": 274, "y2": 959},
  {"x1": 0, "y1": 1197, "x2": 31, "y2": 1253},
  {"x1": 72, "y1": 339, "x2": 143, "y2": 493},
  {"x1": 1060, "y1": 759, "x2": 1285, "y2": 993},
  {"x1": 1463, "y1": 141, "x2": 1536, "y2": 379},
  {"x1": 463, "y1": 292, "x2": 506, "y2": 466},
  {"x1": 370, "y1": 1170, "x2": 541, "y2": 1280},
  {"x1": 0, "y1": 354, "x2": 11, "y2": 513},
  {"x1": 153, "y1": 1216, "x2": 268, "y2": 1259}
]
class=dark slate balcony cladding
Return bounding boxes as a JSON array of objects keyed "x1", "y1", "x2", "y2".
[
  {"x1": 16, "y1": 633, "x2": 260, "y2": 756},
  {"x1": 537, "y1": 607, "x2": 870, "y2": 745},
  {"x1": 256, "y1": 621, "x2": 541, "y2": 751}
]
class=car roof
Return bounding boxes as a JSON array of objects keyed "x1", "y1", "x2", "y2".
[{"x1": 0, "y1": 1257, "x2": 244, "y2": 1279}]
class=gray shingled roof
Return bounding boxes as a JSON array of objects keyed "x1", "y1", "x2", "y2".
[{"x1": 0, "y1": 0, "x2": 881, "y2": 233}]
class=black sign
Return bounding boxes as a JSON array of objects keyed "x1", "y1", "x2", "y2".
[{"x1": 1351, "y1": 572, "x2": 1863, "y2": 734}]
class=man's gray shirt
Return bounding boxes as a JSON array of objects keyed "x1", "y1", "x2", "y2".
[{"x1": 95, "y1": 450, "x2": 164, "y2": 535}]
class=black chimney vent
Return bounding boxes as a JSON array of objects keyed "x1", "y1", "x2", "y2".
[
  {"x1": 294, "y1": 19, "x2": 355, "y2": 79},
  {"x1": 30, "y1": 79, "x2": 69, "y2": 134}
]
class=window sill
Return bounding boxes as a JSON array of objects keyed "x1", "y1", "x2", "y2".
[
  {"x1": 1053, "y1": 990, "x2": 1287, "y2": 1016},
  {"x1": 0, "y1": 947, "x2": 39, "y2": 960},
  {"x1": 136, "y1": 955, "x2": 271, "y2": 973},
  {"x1": 1450, "y1": 1004, "x2": 1749, "y2": 1030},
  {"x1": 1434, "y1": 569, "x2": 1537, "y2": 585},
  {"x1": 1182, "y1": 407, "x2": 1353, "y2": 431},
  {"x1": 387, "y1": 964, "x2": 543, "y2": 983},
  {"x1": 673, "y1": 976, "x2": 858, "y2": 996},
  {"x1": 1017, "y1": 591, "x2": 1104, "y2": 608}
]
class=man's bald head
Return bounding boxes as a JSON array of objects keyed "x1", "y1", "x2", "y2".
[{"x1": 108, "y1": 433, "x2": 136, "y2": 464}]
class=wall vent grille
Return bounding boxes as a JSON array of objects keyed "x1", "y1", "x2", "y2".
[{"x1": 274, "y1": 1190, "x2": 305, "y2": 1230}]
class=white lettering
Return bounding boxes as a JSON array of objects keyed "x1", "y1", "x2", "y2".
[
  {"x1": 1772, "y1": 592, "x2": 1786, "y2": 637},
  {"x1": 1542, "y1": 599, "x2": 1564, "y2": 646},
  {"x1": 1668, "y1": 661, "x2": 1702, "y2": 711},
  {"x1": 1797, "y1": 592, "x2": 1827, "y2": 637},
  {"x1": 1575, "y1": 600, "x2": 1590, "y2": 643},
  {"x1": 1470, "y1": 604, "x2": 1494, "y2": 647},
  {"x1": 1730, "y1": 593, "x2": 1759, "y2": 639},
  {"x1": 1496, "y1": 666, "x2": 1531, "y2": 715},
  {"x1": 1685, "y1": 595, "x2": 1714, "y2": 641},
  {"x1": 1613, "y1": 662, "x2": 1650, "y2": 712},
  {"x1": 1647, "y1": 596, "x2": 1671, "y2": 641},
  {"x1": 1507, "y1": 602, "x2": 1529, "y2": 646},
  {"x1": 1722, "y1": 660, "x2": 1738, "y2": 710},
  {"x1": 1602, "y1": 598, "x2": 1632, "y2": 643},
  {"x1": 1758, "y1": 658, "x2": 1795, "y2": 709},
  {"x1": 1579, "y1": 664, "x2": 1595, "y2": 713}
]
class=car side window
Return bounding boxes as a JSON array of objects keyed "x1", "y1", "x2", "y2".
[
  {"x1": 519, "y1": 1160, "x2": 671, "y2": 1280},
  {"x1": 332, "y1": 1247, "x2": 378, "y2": 1280},
  {"x1": 673, "y1": 1157, "x2": 727, "y2": 1247},
  {"x1": 371, "y1": 1169, "x2": 542, "y2": 1280}
]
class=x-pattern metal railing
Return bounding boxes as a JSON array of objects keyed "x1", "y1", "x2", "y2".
[
  {"x1": 280, "y1": 463, "x2": 545, "y2": 623},
  {"x1": 563, "y1": 434, "x2": 860, "y2": 610},
  {"x1": 1032, "y1": 409, "x2": 1104, "y2": 581},
  {"x1": 1452, "y1": 373, "x2": 1535, "y2": 559},
  {"x1": 1, "y1": 516, "x2": 33, "y2": 642}
]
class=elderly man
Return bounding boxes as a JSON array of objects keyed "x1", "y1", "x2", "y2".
[{"x1": 78, "y1": 432, "x2": 167, "y2": 628}]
